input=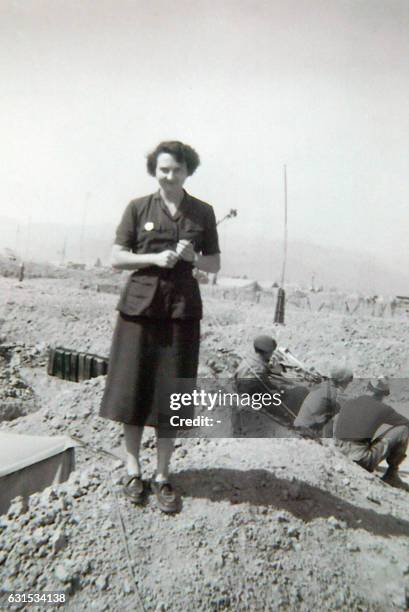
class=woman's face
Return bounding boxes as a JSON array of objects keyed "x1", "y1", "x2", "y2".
[{"x1": 155, "y1": 153, "x2": 188, "y2": 191}]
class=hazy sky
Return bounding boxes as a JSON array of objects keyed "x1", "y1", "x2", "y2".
[{"x1": 1, "y1": 0, "x2": 408, "y2": 265}]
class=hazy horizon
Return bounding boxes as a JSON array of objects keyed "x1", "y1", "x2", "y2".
[
  {"x1": 1, "y1": 0, "x2": 408, "y2": 271},
  {"x1": 1, "y1": 213, "x2": 407, "y2": 295}
]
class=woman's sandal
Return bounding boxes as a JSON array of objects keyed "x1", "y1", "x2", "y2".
[
  {"x1": 150, "y1": 479, "x2": 180, "y2": 514},
  {"x1": 123, "y1": 475, "x2": 145, "y2": 504}
]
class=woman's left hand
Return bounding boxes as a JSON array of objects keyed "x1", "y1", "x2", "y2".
[{"x1": 176, "y1": 239, "x2": 196, "y2": 262}]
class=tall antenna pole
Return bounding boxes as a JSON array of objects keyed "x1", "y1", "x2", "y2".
[
  {"x1": 274, "y1": 164, "x2": 287, "y2": 324},
  {"x1": 280, "y1": 164, "x2": 288, "y2": 287}
]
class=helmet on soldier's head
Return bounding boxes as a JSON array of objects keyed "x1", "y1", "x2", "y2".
[
  {"x1": 253, "y1": 335, "x2": 277, "y2": 354},
  {"x1": 368, "y1": 377, "x2": 390, "y2": 396}
]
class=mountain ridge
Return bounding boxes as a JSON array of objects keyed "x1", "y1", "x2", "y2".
[{"x1": 0, "y1": 216, "x2": 405, "y2": 294}]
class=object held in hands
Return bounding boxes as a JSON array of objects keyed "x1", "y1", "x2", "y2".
[{"x1": 176, "y1": 239, "x2": 196, "y2": 263}]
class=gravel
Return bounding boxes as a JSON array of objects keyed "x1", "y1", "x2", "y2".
[{"x1": 1, "y1": 276, "x2": 409, "y2": 610}]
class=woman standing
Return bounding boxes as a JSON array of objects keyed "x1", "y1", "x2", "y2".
[{"x1": 100, "y1": 141, "x2": 220, "y2": 513}]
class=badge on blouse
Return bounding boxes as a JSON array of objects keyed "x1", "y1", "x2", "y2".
[{"x1": 144, "y1": 222, "x2": 154, "y2": 231}]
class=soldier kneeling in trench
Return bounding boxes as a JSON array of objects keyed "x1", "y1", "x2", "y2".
[
  {"x1": 232, "y1": 335, "x2": 308, "y2": 436},
  {"x1": 334, "y1": 378, "x2": 409, "y2": 489}
]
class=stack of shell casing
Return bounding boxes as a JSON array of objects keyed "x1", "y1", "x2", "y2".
[{"x1": 47, "y1": 348, "x2": 109, "y2": 382}]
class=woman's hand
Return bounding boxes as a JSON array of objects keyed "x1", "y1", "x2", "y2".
[
  {"x1": 176, "y1": 239, "x2": 196, "y2": 262},
  {"x1": 154, "y1": 250, "x2": 179, "y2": 268},
  {"x1": 176, "y1": 240, "x2": 221, "y2": 272}
]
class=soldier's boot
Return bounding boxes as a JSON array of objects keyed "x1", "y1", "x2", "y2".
[{"x1": 381, "y1": 466, "x2": 407, "y2": 489}]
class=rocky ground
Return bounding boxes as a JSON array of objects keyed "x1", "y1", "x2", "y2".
[{"x1": 0, "y1": 276, "x2": 409, "y2": 611}]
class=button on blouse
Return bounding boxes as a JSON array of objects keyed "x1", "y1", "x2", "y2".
[{"x1": 114, "y1": 191, "x2": 220, "y2": 319}]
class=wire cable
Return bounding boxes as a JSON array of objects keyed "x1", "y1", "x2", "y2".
[{"x1": 70, "y1": 435, "x2": 147, "y2": 612}]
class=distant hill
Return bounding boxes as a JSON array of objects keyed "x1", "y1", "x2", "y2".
[
  {"x1": 0, "y1": 216, "x2": 406, "y2": 294},
  {"x1": 219, "y1": 236, "x2": 407, "y2": 295}
]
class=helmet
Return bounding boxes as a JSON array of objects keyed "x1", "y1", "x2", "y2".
[
  {"x1": 368, "y1": 377, "x2": 390, "y2": 396},
  {"x1": 253, "y1": 335, "x2": 277, "y2": 353}
]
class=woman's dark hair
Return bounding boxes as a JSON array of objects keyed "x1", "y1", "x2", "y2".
[{"x1": 146, "y1": 141, "x2": 200, "y2": 176}]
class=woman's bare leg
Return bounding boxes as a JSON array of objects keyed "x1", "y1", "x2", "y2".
[
  {"x1": 155, "y1": 435, "x2": 175, "y2": 481},
  {"x1": 123, "y1": 424, "x2": 144, "y2": 477},
  {"x1": 151, "y1": 435, "x2": 178, "y2": 513}
]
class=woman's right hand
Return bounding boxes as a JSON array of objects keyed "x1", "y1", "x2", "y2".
[{"x1": 154, "y1": 250, "x2": 179, "y2": 268}]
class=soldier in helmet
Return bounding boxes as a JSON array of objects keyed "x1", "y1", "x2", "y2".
[
  {"x1": 294, "y1": 365, "x2": 354, "y2": 436},
  {"x1": 234, "y1": 335, "x2": 280, "y2": 395},
  {"x1": 232, "y1": 335, "x2": 309, "y2": 435},
  {"x1": 232, "y1": 335, "x2": 278, "y2": 436},
  {"x1": 335, "y1": 377, "x2": 409, "y2": 488}
]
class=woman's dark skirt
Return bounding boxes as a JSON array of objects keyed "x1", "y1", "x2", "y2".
[{"x1": 100, "y1": 314, "x2": 200, "y2": 430}]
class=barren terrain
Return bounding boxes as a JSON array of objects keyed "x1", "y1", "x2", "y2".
[{"x1": 1, "y1": 275, "x2": 409, "y2": 611}]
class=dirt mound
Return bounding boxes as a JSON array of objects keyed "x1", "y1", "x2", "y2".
[{"x1": 1, "y1": 277, "x2": 409, "y2": 610}]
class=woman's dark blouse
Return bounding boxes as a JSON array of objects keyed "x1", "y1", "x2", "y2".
[{"x1": 115, "y1": 191, "x2": 220, "y2": 320}]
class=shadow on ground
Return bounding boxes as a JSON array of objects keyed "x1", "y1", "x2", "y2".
[{"x1": 172, "y1": 468, "x2": 409, "y2": 538}]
